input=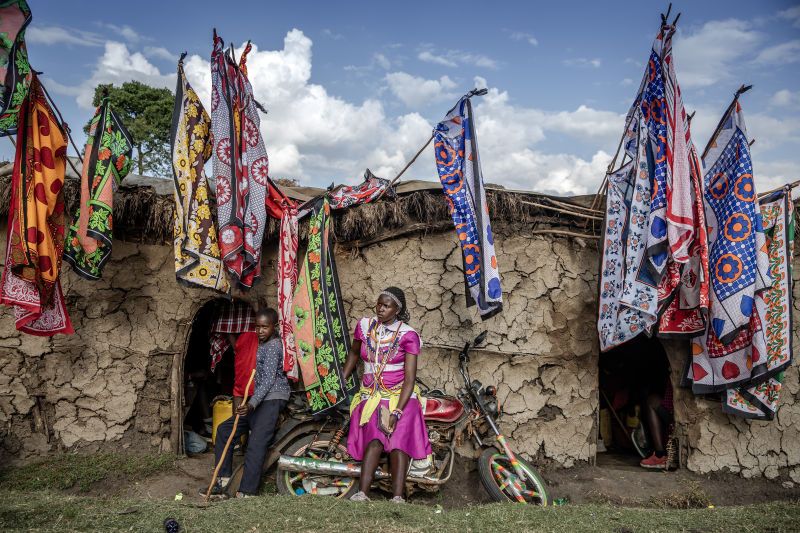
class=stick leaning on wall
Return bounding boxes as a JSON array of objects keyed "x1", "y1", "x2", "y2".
[{"x1": 204, "y1": 369, "x2": 256, "y2": 502}]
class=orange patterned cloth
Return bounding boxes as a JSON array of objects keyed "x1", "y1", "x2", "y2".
[{"x1": 1, "y1": 74, "x2": 73, "y2": 335}]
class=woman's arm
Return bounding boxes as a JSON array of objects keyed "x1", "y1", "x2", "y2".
[
  {"x1": 342, "y1": 339, "x2": 362, "y2": 381},
  {"x1": 389, "y1": 352, "x2": 417, "y2": 432}
]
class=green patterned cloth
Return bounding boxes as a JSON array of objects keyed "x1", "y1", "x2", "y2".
[
  {"x1": 292, "y1": 196, "x2": 357, "y2": 414},
  {"x1": 0, "y1": 0, "x2": 32, "y2": 136},
  {"x1": 64, "y1": 88, "x2": 133, "y2": 280}
]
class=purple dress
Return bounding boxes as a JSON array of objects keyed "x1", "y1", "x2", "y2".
[{"x1": 347, "y1": 317, "x2": 431, "y2": 460}]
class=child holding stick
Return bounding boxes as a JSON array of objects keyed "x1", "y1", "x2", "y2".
[{"x1": 201, "y1": 307, "x2": 289, "y2": 498}]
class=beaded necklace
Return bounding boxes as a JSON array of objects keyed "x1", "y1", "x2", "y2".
[{"x1": 365, "y1": 318, "x2": 404, "y2": 395}]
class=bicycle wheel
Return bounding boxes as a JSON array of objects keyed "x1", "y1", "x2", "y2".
[
  {"x1": 477, "y1": 447, "x2": 550, "y2": 505},
  {"x1": 276, "y1": 433, "x2": 360, "y2": 499}
]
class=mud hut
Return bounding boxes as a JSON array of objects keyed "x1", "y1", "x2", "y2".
[{"x1": 0, "y1": 159, "x2": 798, "y2": 484}]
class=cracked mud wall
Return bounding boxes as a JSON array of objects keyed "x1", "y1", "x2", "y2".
[
  {"x1": 0, "y1": 222, "x2": 281, "y2": 464},
  {"x1": 336, "y1": 223, "x2": 601, "y2": 467},
  {"x1": 662, "y1": 241, "x2": 800, "y2": 481}
]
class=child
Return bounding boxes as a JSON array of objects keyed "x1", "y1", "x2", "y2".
[{"x1": 201, "y1": 307, "x2": 289, "y2": 498}]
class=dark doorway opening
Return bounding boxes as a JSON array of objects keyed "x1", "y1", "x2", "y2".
[{"x1": 597, "y1": 334, "x2": 672, "y2": 470}]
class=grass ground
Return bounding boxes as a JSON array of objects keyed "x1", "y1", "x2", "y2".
[{"x1": 0, "y1": 491, "x2": 798, "y2": 533}]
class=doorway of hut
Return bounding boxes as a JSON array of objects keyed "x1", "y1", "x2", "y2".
[
  {"x1": 182, "y1": 299, "x2": 236, "y2": 447},
  {"x1": 596, "y1": 334, "x2": 672, "y2": 470}
]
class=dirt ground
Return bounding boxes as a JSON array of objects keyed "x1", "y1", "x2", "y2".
[{"x1": 60, "y1": 446, "x2": 799, "y2": 509}]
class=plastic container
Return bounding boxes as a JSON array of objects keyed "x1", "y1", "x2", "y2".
[{"x1": 212, "y1": 400, "x2": 247, "y2": 446}]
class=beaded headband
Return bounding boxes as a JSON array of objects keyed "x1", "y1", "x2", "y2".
[{"x1": 380, "y1": 291, "x2": 402, "y2": 309}]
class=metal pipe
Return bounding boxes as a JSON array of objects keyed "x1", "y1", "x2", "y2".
[
  {"x1": 278, "y1": 455, "x2": 391, "y2": 479},
  {"x1": 410, "y1": 443, "x2": 456, "y2": 485}
]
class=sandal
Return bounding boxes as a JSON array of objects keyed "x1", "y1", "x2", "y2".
[
  {"x1": 390, "y1": 496, "x2": 406, "y2": 503},
  {"x1": 198, "y1": 477, "x2": 228, "y2": 496},
  {"x1": 350, "y1": 491, "x2": 370, "y2": 502}
]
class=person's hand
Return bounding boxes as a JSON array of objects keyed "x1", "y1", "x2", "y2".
[
  {"x1": 236, "y1": 403, "x2": 254, "y2": 417},
  {"x1": 388, "y1": 414, "x2": 398, "y2": 433}
]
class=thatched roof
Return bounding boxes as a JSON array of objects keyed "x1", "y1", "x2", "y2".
[{"x1": 0, "y1": 158, "x2": 609, "y2": 248}]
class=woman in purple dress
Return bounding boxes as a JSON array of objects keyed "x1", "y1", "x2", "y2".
[{"x1": 342, "y1": 287, "x2": 430, "y2": 503}]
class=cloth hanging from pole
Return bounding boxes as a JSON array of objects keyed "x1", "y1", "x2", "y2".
[
  {"x1": 208, "y1": 298, "x2": 256, "y2": 371},
  {"x1": 63, "y1": 87, "x2": 133, "y2": 280},
  {"x1": 170, "y1": 53, "x2": 230, "y2": 295},
  {"x1": 0, "y1": 74, "x2": 73, "y2": 336},
  {"x1": 211, "y1": 32, "x2": 283, "y2": 292},
  {"x1": 329, "y1": 169, "x2": 396, "y2": 209},
  {"x1": 721, "y1": 188, "x2": 793, "y2": 420},
  {"x1": 292, "y1": 196, "x2": 357, "y2": 414},
  {"x1": 278, "y1": 199, "x2": 299, "y2": 382},
  {"x1": 0, "y1": 0, "x2": 32, "y2": 137},
  {"x1": 433, "y1": 90, "x2": 502, "y2": 321}
]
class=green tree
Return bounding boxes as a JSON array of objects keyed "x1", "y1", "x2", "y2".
[{"x1": 83, "y1": 81, "x2": 173, "y2": 178}]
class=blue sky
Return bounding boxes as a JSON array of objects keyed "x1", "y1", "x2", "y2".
[{"x1": 12, "y1": 0, "x2": 800, "y2": 195}]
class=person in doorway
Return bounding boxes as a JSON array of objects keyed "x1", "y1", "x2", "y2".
[
  {"x1": 639, "y1": 378, "x2": 674, "y2": 469},
  {"x1": 342, "y1": 287, "x2": 430, "y2": 503},
  {"x1": 200, "y1": 307, "x2": 289, "y2": 498},
  {"x1": 184, "y1": 366, "x2": 213, "y2": 436}
]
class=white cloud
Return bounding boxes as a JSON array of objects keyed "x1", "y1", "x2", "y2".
[
  {"x1": 564, "y1": 58, "x2": 602, "y2": 68},
  {"x1": 374, "y1": 53, "x2": 391, "y2": 70},
  {"x1": 753, "y1": 39, "x2": 800, "y2": 65},
  {"x1": 673, "y1": 19, "x2": 762, "y2": 87},
  {"x1": 755, "y1": 159, "x2": 800, "y2": 192},
  {"x1": 49, "y1": 41, "x2": 174, "y2": 109},
  {"x1": 144, "y1": 46, "x2": 178, "y2": 62},
  {"x1": 511, "y1": 32, "x2": 538, "y2": 46},
  {"x1": 474, "y1": 76, "x2": 488, "y2": 90},
  {"x1": 624, "y1": 58, "x2": 642, "y2": 67},
  {"x1": 418, "y1": 50, "x2": 457, "y2": 67},
  {"x1": 418, "y1": 49, "x2": 499, "y2": 69},
  {"x1": 104, "y1": 24, "x2": 147, "y2": 43},
  {"x1": 620, "y1": 78, "x2": 633, "y2": 86},
  {"x1": 26, "y1": 26, "x2": 104, "y2": 47},
  {"x1": 385, "y1": 72, "x2": 458, "y2": 108},
  {"x1": 770, "y1": 89, "x2": 800, "y2": 107},
  {"x1": 321, "y1": 29, "x2": 344, "y2": 40},
  {"x1": 778, "y1": 6, "x2": 800, "y2": 28}
]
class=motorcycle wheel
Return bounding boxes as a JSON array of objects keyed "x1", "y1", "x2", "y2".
[
  {"x1": 276, "y1": 433, "x2": 360, "y2": 499},
  {"x1": 477, "y1": 447, "x2": 550, "y2": 505}
]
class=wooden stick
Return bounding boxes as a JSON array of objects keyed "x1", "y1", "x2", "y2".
[
  {"x1": 204, "y1": 369, "x2": 256, "y2": 502},
  {"x1": 39, "y1": 81, "x2": 84, "y2": 160},
  {"x1": 545, "y1": 198, "x2": 605, "y2": 215},
  {"x1": 700, "y1": 84, "x2": 752, "y2": 162},
  {"x1": 532, "y1": 229, "x2": 600, "y2": 240},
  {"x1": 7, "y1": 135, "x2": 15, "y2": 147},
  {"x1": 758, "y1": 180, "x2": 800, "y2": 199},
  {"x1": 749, "y1": 139, "x2": 755, "y2": 147},
  {"x1": 520, "y1": 200, "x2": 604, "y2": 221},
  {"x1": 600, "y1": 388, "x2": 636, "y2": 447},
  {"x1": 375, "y1": 134, "x2": 434, "y2": 201}
]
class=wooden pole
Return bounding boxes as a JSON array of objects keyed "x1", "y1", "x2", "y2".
[
  {"x1": 758, "y1": 180, "x2": 800, "y2": 199},
  {"x1": 520, "y1": 200, "x2": 604, "y2": 221},
  {"x1": 204, "y1": 369, "x2": 256, "y2": 502},
  {"x1": 600, "y1": 388, "x2": 636, "y2": 448},
  {"x1": 375, "y1": 134, "x2": 434, "y2": 201},
  {"x1": 700, "y1": 84, "x2": 752, "y2": 162}
]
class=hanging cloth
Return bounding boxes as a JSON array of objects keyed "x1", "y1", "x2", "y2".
[
  {"x1": 63, "y1": 87, "x2": 133, "y2": 280},
  {"x1": 208, "y1": 298, "x2": 256, "y2": 371},
  {"x1": 433, "y1": 90, "x2": 503, "y2": 321},
  {"x1": 211, "y1": 32, "x2": 283, "y2": 292},
  {"x1": 0, "y1": 0, "x2": 32, "y2": 136},
  {"x1": 0, "y1": 74, "x2": 73, "y2": 335},
  {"x1": 329, "y1": 169, "x2": 396, "y2": 209},
  {"x1": 721, "y1": 188, "x2": 794, "y2": 420},
  {"x1": 292, "y1": 196, "x2": 358, "y2": 414},
  {"x1": 170, "y1": 53, "x2": 230, "y2": 295},
  {"x1": 278, "y1": 198, "x2": 299, "y2": 382}
]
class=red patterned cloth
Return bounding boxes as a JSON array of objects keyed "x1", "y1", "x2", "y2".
[
  {"x1": 278, "y1": 199, "x2": 299, "y2": 382},
  {"x1": 208, "y1": 299, "x2": 255, "y2": 370}
]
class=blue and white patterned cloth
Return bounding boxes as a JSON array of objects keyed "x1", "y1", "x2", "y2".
[{"x1": 433, "y1": 90, "x2": 502, "y2": 321}]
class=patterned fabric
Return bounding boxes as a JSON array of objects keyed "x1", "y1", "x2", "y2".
[
  {"x1": 170, "y1": 54, "x2": 229, "y2": 295},
  {"x1": 64, "y1": 88, "x2": 133, "y2": 280},
  {"x1": 700, "y1": 102, "x2": 769, "y2": 346},
  {"x1": 247, "y1": 338, "x2": 291, "y2": 408},
  {"x1": 627, "y1": 31, "x2": 669, "y2": 280},
  {"x1": 329, "y1": 169, "x2": 396, "y2": 209},
  {"x1": 292, "y1": 196, "x2": 357, "y2": 414},
  {"x1": 208, "y1": 299, "x2": 255, "y2": 371},
  {"x1": 656, "y1": 123, "x2": 711, "y2": 338},
  {"x1": 0, "y1": 0, "x2": 32, "y2": 136},
  {"x1": 433, "y1": 90, "x2": 502, "y2": 320},
  {"x1": 661, "y1": 26, "x2": 695, "y2": 264},
  {"x1": 211, "y1": 32, "x2": 283, "y2": 292},
  {"x1": 278, "y1": 199, "x2": 299, "y2": 382},
  {"x1": 722, "y1": 189, "x2": 794, "y2": 420},
  {"x1": 1, "y1": 75, "x2": 73, "y2": 336}
]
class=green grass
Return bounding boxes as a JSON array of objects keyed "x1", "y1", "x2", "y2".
[
  {"x1": 0, "y1": 452, "x2": 178, "y2": 492},
  {"x1": 0, "y1": 491, "x2": 797, "y2": 533}
]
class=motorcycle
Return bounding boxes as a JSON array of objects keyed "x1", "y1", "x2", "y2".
[{"x1": 270, "y1": 330, "x2": 550, "y2": 505}]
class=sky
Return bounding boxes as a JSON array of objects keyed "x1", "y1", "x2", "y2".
[{"x1": 12, "y1": 0, "x2": 800, "y2": 196}]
